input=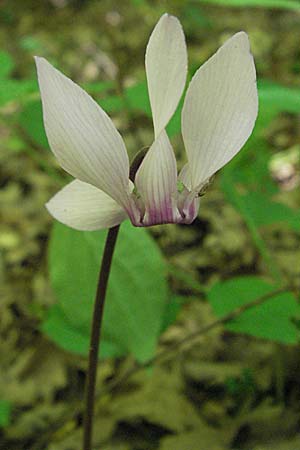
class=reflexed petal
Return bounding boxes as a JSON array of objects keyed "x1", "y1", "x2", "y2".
[
  {"x1": 146, "y1": 14, "x2": 187, "y2": 138},
  {"x1": 182, "y1": 32, "x2": 258, "y2": 189},
  {"x1": 46, "y1": 180, "x2": 127, "y2": 231},
  {"x1": 35, "y1": 57, "x2": 130, "y2": 207},
  {"x1": 135, "y1": 130, "x2": 180, "y2": 225}
]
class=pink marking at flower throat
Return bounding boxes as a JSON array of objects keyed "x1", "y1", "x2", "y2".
[{"x1": 125, "y1": 192, "x2": 200, "y2": 227}]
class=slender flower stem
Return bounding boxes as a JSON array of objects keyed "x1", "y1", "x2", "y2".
[
  {"x1": 82, "y1": 149, "x2": 147, "y2": 450},
  {"x1": 82, "y1": 225, "x2": 120, "y2": 450}
]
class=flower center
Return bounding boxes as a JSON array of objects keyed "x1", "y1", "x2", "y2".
[{"x1": 126, "y1": 184, "x2": 200, "y2": 227}]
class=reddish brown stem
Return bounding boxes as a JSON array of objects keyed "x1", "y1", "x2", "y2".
[{"x1": 82, "y1": 225, "x2": 120, "y2": 450}]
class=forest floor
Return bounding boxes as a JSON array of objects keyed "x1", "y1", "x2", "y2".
[{"x1": 1, "y1": 1, "x2": 300, "y2": 449}]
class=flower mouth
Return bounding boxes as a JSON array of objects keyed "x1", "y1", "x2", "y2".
[{"x1": 126, "y1": 184, "x2": 200, "y2": 227}]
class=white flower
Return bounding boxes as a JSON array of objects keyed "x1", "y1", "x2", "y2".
[{"x1": 36, "y1": 14, "x2": 258, "y2": 230}]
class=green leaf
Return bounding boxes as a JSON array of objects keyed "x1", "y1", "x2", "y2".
[
  {"x1": 99, "y1": 95, "x2": 125, "y2": 114},
  {"x1": 42, "y1": 304, "x2": 125, "y2": 358},
  {"x1": 259, "y1": 80, "x2": 300, "y2": 114},
  {"x1": 130, "y1": 0, "x2": 146, "y2": 5},
  {"x1": 161, "y1": 295, "x2": 189, "y2": 331},
  {"x1": 0, "y1": 52, "x2": 37, "y2": 105},
  {"x1": 125, "y1": 81, "x2": 151, "y2": 115},
  {"x1": 98, "y1": 81, "x2": 150, "y2": 116},
  {"x1": 19, "y1": 36, "x2": 41, "y2": 51},
  {"x1": 82, "y1": 80, "x2": 114, "y2": 95},
  {"x1": 240, "y1": 192, "x2": 300, "y2": 231},
  {"x1": 183, "y1": 5, "x2": 212, "y2": 30},
  {"x1": 197, "y1": 0, "x2": 300, "y2": 10},
  {"x1": 43, "y1": 221, "x2": 168, "y2": 362},
  {"x1": 257, "y1": 80, "x2": 300, "y2": 130},
  {"x1": 0, "y1": 51, "x2": 14, "y2": 78},
  {"x1": 0, "y1": 79, "x2": 36, "y2": 107},
  {"x1": 0, "y1": 400, "x2": 11, "y2": 428},
  {"x1": 208, "y1": 276, "x2": 300, "y2": 344},
  {"x1": 220, "y1": 169, "x2": 282, "y2": 281},
  {"x1": 223, "y1": 141, "x2": 278, "y2": 196},
  {"x1": 19, "y1": 100, "x2": 49, "y2": 148}
]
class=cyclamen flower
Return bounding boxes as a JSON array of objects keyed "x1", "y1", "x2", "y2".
[{"x1": 36, "y1": 14, "x2": 258, "y2": 230}]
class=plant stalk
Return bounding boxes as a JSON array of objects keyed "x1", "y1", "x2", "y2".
[
  {"x1": 82, "y1": 225, "x2": 120, "y2": 450},
  {"x1": 82, "y1": 148, "x2": 148, "y2": 450}
]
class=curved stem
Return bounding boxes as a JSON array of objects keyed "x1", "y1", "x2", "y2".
[{"x1": 82, "y1": 225, "x2": 120, "y2": 450}]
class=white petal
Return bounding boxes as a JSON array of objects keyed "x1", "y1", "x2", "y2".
[
  {"x1": 135, "y1": 130, "x2": 179, "y2": 225},
  {"x1": 46, "y1": 180, "x2": 127, "y2": 231},
  {"x1": 178, "y1": 163, "x2": 192, "y2": 190},
  {"x1": 146, "y1": 14, "x2": 187, "y2": 138},
  {"x1": 182, "y1": 32, "x2": 258, "y2": 189},
  {"x1": 35, "y1": 57, "x2": 130, "y2": 208}
]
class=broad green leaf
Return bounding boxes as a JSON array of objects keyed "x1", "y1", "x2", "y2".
[
  {"x1": 126, "y1": 81, "x2": 151, "y2": 115},
  {"x1": 257, "y1": 80, "x2": 300, "y2": 132},
  {"x1": 95, "y1": 82, "x2": 150, "y2": 116},
  {"x1": 0, "y1": 51, "x2": 37, "y2": 105},
  {"x1": 0, "y1": 79, "x2": 36, "y2": 107},
  {"x1": 0, "y1": 51, "x2": 14, "y2": 78},
  {"x1": 197, "y1": 0, "x2": 300, "y2": 10},
  {"x1": 162, "y1": 295, "x2": 190, "y2": 331},
  {"x1": 19, "y1": 35, "x2": 41, "y2": 51},
  {"x1": 19, "y1": 100, "x2": 49, "y2": 148},
  {"x1": 98, "y1": 95, "x2": 124, "y2": 114},
  {"x1": 220, "y1": 169, "x2": 282, "y2": 281},
  {"x1": 0, "y1": 400, "x2": 11, "y2": 428},
  {"x1": 43, "y1": 221, "x2": 168, "y2": 361},
  {"x1": 183, "y1": 5, "x2": 212, "y2": 30},
  {"x1": 259, "y1": 80, "x2": 300, "y2": 114},
  {"x1": 130, "y1": 0, "x2": 146, "y2": 5},
  {"x1": 208, "y1": 276, "x2": 300, "y2": 344},
  {"x1": 223, "y1": 140, "x2": 278, "y2": 196},
  {"x1": 42, "y1": 304, "x2": 125, "y2": 358},
  {"x1": 83, "y1": 80, "x2": 114, "y2": 95},
  {"x1": 241, "y1": 192, "x2": 300, "y2": 231}
]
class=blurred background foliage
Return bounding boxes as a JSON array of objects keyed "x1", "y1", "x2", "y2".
[{"x1": 1, "y1": 0, "x2": 300, "y2": 449}]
